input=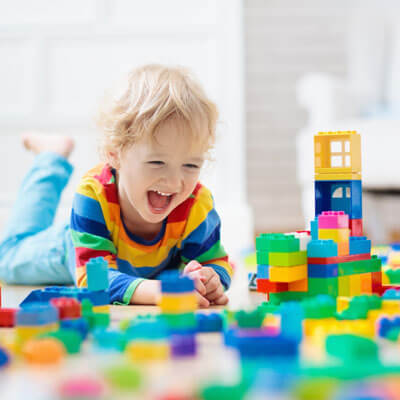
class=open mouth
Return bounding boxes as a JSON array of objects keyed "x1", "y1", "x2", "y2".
[{"x1": 147, "y1": 190, "x2": 174, "y2": 214}]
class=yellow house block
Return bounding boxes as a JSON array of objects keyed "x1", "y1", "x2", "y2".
[
  {"x1": 319, "y1": 228, "x2": 350, "y2": 243},
  {"x1": 314, "y1": 131, "x2": 361, "y2": 175},
  {"x1": 159, "y1": 293, "x2": 197, "y2": 313},
  {"x1": 269, "y1": 264, "x2": 307, "y2": 283},
  {"x1": 126, "y1": 341, "x2": 169, "y2": 361}
]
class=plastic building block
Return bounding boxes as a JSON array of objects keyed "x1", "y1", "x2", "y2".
[
  {"x1": 280, "y1": 302, "x2": 303, "y2": 343},
  {"x1": 288, "y1": 278, "x2": 308, "y2": 292},
  {"x1": 310, "y1": 218, "x2": 319, "y2": 240},
  {"x1": 378, "y1": 316, "x2": 400, "y2": 338},
  {"x1": 84, "y1": 312, "x2": 110, "y2": 330},
  {"x1": 126, "y1": 319, "x2": 168, "y2": 341},
  {"x1": 160, "y1": 272, "x2": 195, "y2": 293},
  {"x1": 171, "y1": 333, "x2": 197, "y2": 357},
  {"x1": 103, "y1": 363, "x2": 142, "y2": 391},
  {"x1": 257, "y1": 264, "x2": 269, "y2": 279},
  {"x1": 86, "y1": 257, "x2": 109, "y2": 292},
  {"x1": 308, "y1": 277, "x2": 338, "y2": 297},
  {"x1": 338, "y1": 276, "x2": 350, "y2": 296},
  {"x1": 308, "y1": 263, "x2": 338, "y2": 278},
  {"x1": 160, "y1": 312, "x2": 196, "y2": 331},
  {"x1": 386, "y1": 269, "x2": 400, "y2": 284},
  {"x1": 40, "y1": 329, "x2": 82, "y2": 354},
  {"x1": 93, "y1": 329, "x2": 126, "y2": 351},
  {"x1": 126, "y1": 341, "x2": 170, "y2": 361},
  {"x1": 256, "y1": 233, "x2": 300, "y2": 252},
  {"x1": 0, "y1": 347, "x2": 10, "y2": 369},
  {"x1": 307, "y1": 240, "x2": 338, "y2": 258},
  {"x1": 349, "y1": 218, "x2": 363, "y2": 236},
  {"x1": 0, "y1": 308, "x2": 17, "y2": 327},
  {"x1": 382, "y1": 288, "x2": 400, "y2": 300},
  {"x1": 286, "y1": 231, "x2": 311, "y2": 251},
  {"x1": 235, "y1": 309, "x2": 265, "y2": 329},
  {"x1": 50, "y1": 297, "x2": 81, "y2": 320},
  {"x1": 269, "y1": 264, "x2": 307, "y2": 283},
  {"x1": 269, "y1": 291, "x2": 308, "y2": 304},
  {"x1": 60, "y1": 318, "x2": 89, "y2": 340},
  {"x1": 318, "y1": 211, "x2": 349, "y2": 229},
  {"x1": 196, "y1": 313, "x2": 224, "y2": 332},
  {"x1": 158, "y1": 293, "x2": 197, "y2": 314},
  {"x1": 307, "y1": 253, "x2": 370, "y2": 265},
  {"x1": 16, "y1": 303, "x2": 59, "y2": 326},
  {"x1": 256, "y1": 279, "x2": 288, "y2": 293},
  {"x1": 201, "y1": 383, "x2": 247, "y2": 400},
  {"x1": 269, "y1": 251, "x2": 307, "y2": 267},
  {"x1": 22, "y1": 337, "x2": 66, "y2": 364},
  {"x1": 319, "y1": 228, "x2": 350, "y2": 243},
  {"x1": 349, "y1": 236, "x2": 371, "y2": 255},
  {"x1": 58, "y1": 376, "x2": 105, "y2": 399},
  {"x1": 302, "y1": 295, "x2": 336, "y2": 319},
  {"x1": 315, "y1": 180, "x2": 362, "y2": 220},
  {"x1": 256, "y1": 251, "x2": 269, "y2": 265}
]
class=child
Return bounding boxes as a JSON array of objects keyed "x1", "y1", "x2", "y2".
[{"x1": 0, "y1": 65, "x2": 232, "y2": 307}]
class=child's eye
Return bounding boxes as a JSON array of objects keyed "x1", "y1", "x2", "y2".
[
  {"x1": 148, "y1": 161, "x2": 165, "y2": 166},
  {"x1": 184, "y1": 164, "x2": 200, "y2": 169}
]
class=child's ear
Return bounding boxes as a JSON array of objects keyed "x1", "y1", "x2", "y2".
[{"x1": 107, "y1": 151, "x2": 121, "y2": 170}]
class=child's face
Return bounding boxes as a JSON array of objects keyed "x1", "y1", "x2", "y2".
[{"x1": 116, "y1": 118, "x2": 207, "y2": 229}]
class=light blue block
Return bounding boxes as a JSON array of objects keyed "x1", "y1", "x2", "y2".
[
  {"x1": 257, "y1": 264, "x2": 269, "y2": 279},
  {"x1": 307, "y1": 239, "x2": 338, "y2": 258},
  {"x1": 86, "y1": 257, "x2": 109, "y2": 292},
  {"x1": 349, "y1": 236, "x2": 371, "y2": 255}
]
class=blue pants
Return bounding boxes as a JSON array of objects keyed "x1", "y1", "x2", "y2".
[{"x1": 0, "y1": 153, "x2": 74, "y2": 285}]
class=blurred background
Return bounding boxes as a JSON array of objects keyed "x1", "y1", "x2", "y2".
[{"x1": 1, "y1": 0, "x2": 400, "y2": 262}]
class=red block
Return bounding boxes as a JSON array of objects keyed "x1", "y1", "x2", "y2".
[
  {"x1": 371, "y1": 271, "x2": 383, "y2": 295},
  {"x1": 0, "y1": 308, "x2": 17, "y2": 327},
  {"x1": 50, "y1": 297, "x2": 81, "y2": 320},
  {"x1": 257, "y1": 278, "x2": 288, "y2": 293},
  {"x1": 350, "y1": 219, "x2": 363, "y2": 236},
  {"x1": 308, "y1": 253, "x2": 370, "y2": 265}
]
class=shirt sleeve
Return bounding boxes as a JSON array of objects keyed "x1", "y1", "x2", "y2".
[
  {"x1": 178, "y1": 186, "x2": 233, "y2": 289},
  {"x1": 69, "y1": 177, "x2": 145, "y2": 304}
]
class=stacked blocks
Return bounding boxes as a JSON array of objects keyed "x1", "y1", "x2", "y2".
[
  {"x1": 86, "y1": 257, "x2": 109, "y2": 292},
  {"x1": 159, "y1": 272, "x2": 197, "y2": 357}
]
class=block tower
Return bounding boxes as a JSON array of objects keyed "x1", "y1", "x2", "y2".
[{"x1": 256, "y1": 131, "x2": 385, "y2": 303}]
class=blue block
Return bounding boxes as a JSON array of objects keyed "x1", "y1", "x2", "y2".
[
  {"x1": 126, "y1": 320, "x2": 169, "y2": 340},
  {"x1": 315, "y1": 180, "x2": 362, "y2": 219},
  {"x1": 86, "y1": 257, "x2": 109, "y2": 292},
  {"x1": 257, "y1": 264, "x2": 269, "y2": 279},
  {"x1": 349, "y1": 237, "x2": 371, "y2": 255},
  {"x1": 382, "y1": 288, "x2": 400, "y2": 300},
  {"x1": 61, "y1": 318, "x2": 89, "y2": 340},
  {"x1": 378, "y1": 316, "x2": 400, "y2": 338},
  {"x1": 308, "y1": 263, "x2": 338, "y2": 278},
  {"x1": 307, "y1": 239, "x2": 338, "y2": 258},
  {"x1": 16, "y1": 303, "x2": 59, "y2": 326},
  {"x1": 196, "y1": 313, "x2": 223, "y2": 332},
  {"x1": 160, "y1": 271, "x2": 194, "y2": 293},
  {"x1": 93, "y1": 329, "x2": 127, "y2": 351},
  {"x1": 0, "y1": 348, "x2": 10, "y2": 369},
  {"x1": 280, "y1": 302, "x2": 303, "y2": 343},
  {"x1": 310, "y1": 218, "x2": 319, "y2": 240}
]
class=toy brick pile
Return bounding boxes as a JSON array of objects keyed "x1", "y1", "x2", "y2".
[{"x1": 256, "y1": 131, "x2": 394, "y2": 303}]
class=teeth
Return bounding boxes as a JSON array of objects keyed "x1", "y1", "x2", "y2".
[{"x1": 156, "y1": 190, "x2": 172, "y2": 196}]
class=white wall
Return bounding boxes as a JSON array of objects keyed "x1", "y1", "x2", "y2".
[{"x1": 0, "y1": 0, "x2": 253, "y2": 260}]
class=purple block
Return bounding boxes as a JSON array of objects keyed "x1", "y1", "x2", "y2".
[{"x1": 171, "y1": 334, "x2": 197, "y2": 357}]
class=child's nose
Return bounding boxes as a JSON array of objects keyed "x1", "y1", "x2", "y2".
[{"x1": 164, "y1": 169, "x2": 183, "y2": 191}]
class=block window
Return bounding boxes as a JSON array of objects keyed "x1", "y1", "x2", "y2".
[
  {"x1": 315, "y1": 156, "x2": 321, "y2": 167},
  {"x1": 346, "y1": 187, "x2": 351, "y2": 198},
  {"x1": 331, "y1": 155, "x2": 343, "y2": 167},
  {"x1": 344, "y1": 141, "x2": 350, "y2": 152},
  {"x1": 331, "y1": 141, "x2": 342, "y2": 153},
  {"x1": 332, "y1": 187, "x2": 343, "y2": 198},
  {"x1": 345, "y1": 155, "x2": 351, "y2": 167}
]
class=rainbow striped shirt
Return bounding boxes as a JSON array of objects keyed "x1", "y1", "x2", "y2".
[{"x1": 66, "y1": 164, "x2": 232, "y2": 304}]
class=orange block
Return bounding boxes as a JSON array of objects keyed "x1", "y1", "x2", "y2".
[
  {"x1": 360, "y1": 273, "x2": 372, "y2": 294},
  {"x1": 337, "y1": 241, "x2": 349, "y2": 256},
  {"x1": 288, "y1": 278, "x2": 308, "y2": 292}
]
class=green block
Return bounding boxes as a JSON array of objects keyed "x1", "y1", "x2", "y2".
[
  {"x1": 269, "y1": 291, "x2": 308, "y2": 305},
  {"x1": 302, "y1": 295, "x2": 336, "y2": 319},
  {"x1": 103, "y1": 363, "x2": 142, "y2": 391},
  {"x1": 256, "y1": 250, "x2": 269, "y2": 265},
  {"x1": 84, "y1": 312, "x2": 110, "y2": 330},
  {"x1": 370, "y1": 255, "x2": 382, "y2": 272},
  {"x1": 256, "y1": 233, "x2": 299, "y2": 252},
  {"x1": 386, "y1": 269, "x2": 400, "y2": 284},
  {"x1": 308, "y1": 278, "x2": 338, "y2": 297},
  {"x1": 293, "y1": 378, "x2": 338, "y2": 400},
  {"x1": 338, "y1": 261, "x2": 354, "y2": 276},
  {"x1": 338, "y1": 276, "x2": 350, "y2": 296},
  {"x1": 235, "y1": 309, "x2": 265, "y2": 328},
  {"x1": 200, "y1": 383, "x2": 247, "y2": 400},
  {"x1": 161, "y1": 312, "x2": 196, "y2": 329},
  {"x1": 269, "y1": 251, "x2": 307, "y2": 267},
  {"x1": 39, "y1": 329, "x2": 82, "y2": 354},
  {"x1": 258, "y1": 301, "x2": 280, "y2": 315}
]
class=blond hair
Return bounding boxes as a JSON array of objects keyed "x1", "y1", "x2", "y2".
[{"x1": 97, "y1": 64, "x2": 218, "y2": 161}]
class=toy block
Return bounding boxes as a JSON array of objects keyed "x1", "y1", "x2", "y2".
[
  {"x1": 235, "y1": 309, "x2": 265, "y2": 329},
  {"x1": 16, "y1": 303, "x2": 59, "y2": 326},
  {"x1": 160, "y1": 272, "x2": 194, "y2": 293},
  {"x1": 0, "y1": 286, "x2": 1, "y2": 308},
  {"x1": 171, "y1": 333, "x2": 197, "y2": 357},
  {"x1": 337, "y1": 241, "x2": 349, "y2": 256},
  {"x1": 338, "y1": 261, "x2": 354, "y2": 276},
  {"x1": 308, "y1": 277, "x2": 338, "y2": 297},
  {"x1": 349, "y1": 236, "x2": 371, "y2": 255},
  {"x1": 0, "y1": 348, "x2": 10, "y2": 369},
  {"x1": 60, "y1": 318, "x2": 89, "y2": 340},
  {"x1": 302, "y1": 295, "x2": 336, "y2": 319},
  {"x1": 196, "y1": 313, "x2": 223, "y2": 332},
  {"x1": 319, "y1": 228, "x2": 350, "y2": 243},
  {"x1": 386, "y1": 268, "x2": 400, "y2": 284},
  {"x1": 308, "y1": 263, "x2": 338, "y2": 278},
  {"x1": 86, "y1": 257, "x2": 109, "y2": 292},
  {"x1": 126, "y1": 341, "x2": 169, "y2": 361},
  {"x1": 92, "y1": 329, "x2": 126, "y2": 352},
  {"x1": 315, "y1": 180, "x2": 362, "y2": 220},
  {"x1": 161, "y1": 313, "x2": 197, "y2": 331},
  {"x1": 371, "y1": 271, "x2": 383, "y2": 295},
  {"x1": 314, "y1": 131, "x2": 361, "y2": 173},
  {"x1": 16, "y1": 324, "x2": 59, "y2": 345},
  {"x1": 314, "y1": 172, "x2": 362, "y2": 180},
  {"x1": 0, "y1": 308, "x2": 17, "y2": 327},
  {"x1": 338, "y1": 276, "x2": 350, "y2": 297},
  {"x1": 257, "y1": 264, "x2": 269, "y2": 279},
  {"x1": 256, "y1": 233, "x2": 300, "y2": 252},
  {"x1": 40, "y1": 329, "x2": 82, "y2": 354},
  {"x1": 280, "y1": 302, "x2": 303, "y2": 343},
  {"x1": 22, "y1": 337, "x2": 66, "y2": 365},
  {"x1": 349, "y1": 218, "x2": 363, "y2": 236},
  {"x1": 308, "y1": 253, "x2": 370, "y2": 265},
  {"x1": 336, "y1": 297, "x2": 350, "y2": 312},
  {"x1": 318, "y1": 211, "x2": 349, "y2": 229},
  {"x1": 256, "y1": 251, "x2": 269, "y2": 265},
  {"x1": 50, "y1": 297, "x2": 81, "y2": 320},
  {"x1": 378, "y1": 316, "x2": 400, "y2": 338},
  {"x1": 360, "y1": 273, "x2": 372, "y2": 293},
  {"x1": 349, "y1": 274, "x2": 362, "y2": 297},
  {"x1": 269, "y1": 251, "x2": 307, "y2": 267},
  {"x1": 158, "y1": 293, "x2": 197, "y2": 314},
  {"x1": 286, "y1": 231, "x2": 311, "y2": 251},
  {"x1": 268, "y1": 291, "x2": 308, "y2": 304},
  {"x1": 310, "y1": 218, "x2": 319, "y2": 240},
  {"x1": 256, "y1": 278, "x2": 288, "y2": 293},
  {"x1": 288, "y1": 277, "x2": 308, "y2": 292},
  {"x1": 269, "y1": 264, "x2": 307, "y2": 283},
  {"x1": 307, "y1": 239, "x2": 337, "y2": 258}
]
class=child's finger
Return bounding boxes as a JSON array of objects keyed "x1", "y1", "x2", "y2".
[
  {"x1": 204, "y1": 274, "x2": 220, "y2": 293},
  {"x1": 183, "y1": 260, "x2": 202, "y2": 274},
  {"x1": 212, "y1": 293, "x2": 229, "y2": 306},
  {"x1": 191, "y1": 274, "x2": 207, "y2": 296},
  {"x1": 195, "y1": 291, "x2": 210, "y2": 308},
  {"x1": 205, "y1": 284, "x2": 224, "y2": 302}
]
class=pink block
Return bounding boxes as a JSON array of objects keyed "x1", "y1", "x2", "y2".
[{"x1": 318, "y1": 211, "x2": 349, "y2": 229}]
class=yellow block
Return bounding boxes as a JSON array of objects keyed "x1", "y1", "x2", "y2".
[
  {"x1": 382, "y1": 300, "x2": 400, "y2": 314},
  {"x1": 319, "y1": 228, "x2": 350, "y2": 243},
  {"x1": 336, "y1": 297, "x2": 350, "y2": 313},
  {"x1": 303, "y1": 317, "x2": 336, "y2": 337},
  {"x1": 288, "y1": 278, "x2": 308, "y2": 292},
  {"x1": 126, "y1": 341, "x2": 169, "y2": 361},
  {"x1": 158, "y1": 293, "x2": 197, "y2": 313},
  {"x1": 315, "y1": 173, "x2": 362, "y2": 181},
  {"x1": 92, "y1": 305, "x2": 110, "y2": 314},
  {"x1": 15, "y1": 323, "x2": 59, "y2": 351},
  {"x1": 269, "y1": 264, "x2": 307, "y2": 283},
  {"x1": 349, "y1": 274, "x2": 362, "y2": 297},
  {"x1": 338, "y1": 276, "x2": 350, "y2": 297},
  {"x1": 337, "y1": 241, "x2": 350, "y2": 256}
]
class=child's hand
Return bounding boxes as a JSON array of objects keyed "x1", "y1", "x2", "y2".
[{"x1": 183, "y1": 261, "x2": 228, "y2": 307}]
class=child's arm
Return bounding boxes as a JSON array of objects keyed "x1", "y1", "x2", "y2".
[{"x1": 70, "y1": 179, "x2": 148, "y2": 304}]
